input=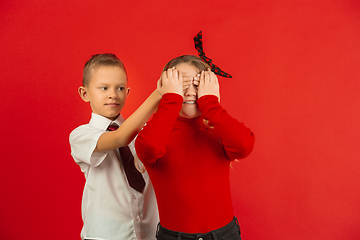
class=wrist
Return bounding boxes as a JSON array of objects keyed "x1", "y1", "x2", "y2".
[
  {"x1": 162, "y1": 92, "x2": 183, "y2": 98},
  {"x1": 198, "y1": 94, "x2": 219, "y2": 102},
  {"x1": 198, "y1": 95, "x2": 219, "y2": 109}
]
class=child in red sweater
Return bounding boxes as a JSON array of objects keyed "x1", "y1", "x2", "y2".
[{"x1": 135, "y1": 55, "x2": 255, "y2": 240}]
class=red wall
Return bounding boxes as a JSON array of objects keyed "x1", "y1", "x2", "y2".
[{"x1": 1, "y1": 0, "x2": 360, "y2": 239}]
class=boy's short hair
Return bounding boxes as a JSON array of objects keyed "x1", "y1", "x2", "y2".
[{"x1": 83, "y1": 53, "x2": 127, "y2": 87}]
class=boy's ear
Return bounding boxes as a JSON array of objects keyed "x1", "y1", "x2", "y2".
[
  {"x1": 78, "y1": 86, "x2": 90, "y2": 102},
  {"x1": 126, "y1": 87, "x2": 131, "y2": 97}
]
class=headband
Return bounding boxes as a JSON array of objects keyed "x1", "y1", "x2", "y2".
[{"x1": 194, "y1": 31, "x2": 232, "y2": 78}]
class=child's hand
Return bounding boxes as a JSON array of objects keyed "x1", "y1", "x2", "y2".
[
  {"x1": 197, "y1": 69, "x2": 220, "y2": 99},
  {"x1": 182, "y1": 74, "x2": 200, "y2": 92},
  {"x1": 157, "y1": 67, "x2": 184, "y2": 97}
]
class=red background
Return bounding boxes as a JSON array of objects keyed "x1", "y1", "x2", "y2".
[{"x1": 1, "y1": 0, "x2": 360, "y2": 239}]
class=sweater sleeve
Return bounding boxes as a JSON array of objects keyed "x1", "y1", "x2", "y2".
[
  {"x1": 135, "y1": 93, "x2": 183, "y2": 166},
  {"x1": 197, "y1": 95, "x2": 255, "y2": 160}
]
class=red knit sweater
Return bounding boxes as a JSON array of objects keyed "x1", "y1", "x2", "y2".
[{"x1": 135, "y1": 93, "x2": 255, "y2": 233}]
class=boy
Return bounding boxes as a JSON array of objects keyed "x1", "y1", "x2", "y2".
[{"x1": 69, "y1": 53, "x2": 175, "y2": 240}]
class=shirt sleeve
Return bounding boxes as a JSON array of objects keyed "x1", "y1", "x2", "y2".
[
  {"x1": 69, "y1": 125, "x2": 108, "y2": 167},
  {"x1": 197, "y1": 95, "x2": 255, "y2": 160},
  {"x1": 135, "y1": 93, "x2": 183, "y2": 167}
]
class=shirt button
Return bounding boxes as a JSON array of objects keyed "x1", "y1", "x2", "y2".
[
  {"x1": 135, "y1": 216, "x2": 140, "y2": 221},
  {"x1": 133, "y1": 195, "x2": 137, "y2": 199}
]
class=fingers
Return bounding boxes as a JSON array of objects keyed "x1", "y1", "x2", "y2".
[
  {"x1": 208, "y1": 68, "x2": 218, "y2": 83},
  {"x1": 193, "y1": 74, "x2": 200, "y2": 86},
  {"x1": 182, "y1": 75, "x2": 191, "y2": 91},
  {"x1": 205, "y1": 70, "x2": 210, "y2": 82},
  {"x1": 182, "y1": 75, "x2": 192, "y2": 86},
  {"x1": 160, "y1": 71, "x2": 167, "y2": 84},
  {"x1": 162, "y1": 67, "x2": 180, "y2": 79},
  {"x1": 199, "y1": 69, "x2": 218, "y2": 84},
  {"x1": 178, "y1": 70, "x2": 183, "y2": 82},
  {"x1": 164, "y1": 67, "x2": 175, "y2": 79},
  {"x1": 182, "y1": 74, "x2": 200, "y2": 91},
  {"x1": 162, "y1": 67, "x2": 182, "y2": 83},
  {"x1": 159, "y1": 67, "x2": 183, "y2": 96},
  {"x1": 197, "y1": 68, "x2": 220, "y2": 99},
  {"x1": 199, "y1": 70, "x2": 204, "y2": 84}
]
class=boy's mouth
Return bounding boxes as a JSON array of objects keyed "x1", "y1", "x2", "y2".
[{"x1": 105, "y1": 103, "x2": 120, "y2": 107}]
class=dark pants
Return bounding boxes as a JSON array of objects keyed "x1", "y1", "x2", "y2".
[{"x1": 156, "y1": 217, "x2": 241, "y2": 240}]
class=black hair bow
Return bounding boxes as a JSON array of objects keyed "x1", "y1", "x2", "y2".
[{"x1": 194, "y1": 31, "x2": 232, "y2": 78}]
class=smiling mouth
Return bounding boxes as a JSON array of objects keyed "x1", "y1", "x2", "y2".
[{"x1": 183, "y1": 101, "x2": 197, "y2": 104}]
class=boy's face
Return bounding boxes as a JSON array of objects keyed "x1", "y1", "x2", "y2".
[
  {"x1": 79, "y1": 66, "x2": 130, "y2": 120},
  {"x1": 175, "y1": 62, "x2": 202, "y2": 119}
]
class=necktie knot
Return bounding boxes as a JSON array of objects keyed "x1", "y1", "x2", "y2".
[
  {"x1": 107, "y1": 123, "x2": 119, "y2": 131},
  {"x1": 107, "y1": 122, "x2": 145, "y2": 193}
]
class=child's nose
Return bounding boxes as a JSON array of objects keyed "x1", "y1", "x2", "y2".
[
  {"x1": 184, "y1": 84, "x2": 197, "y2": 96},
  {"x1": 108, "y1": 89, "x2": 117, "y2": 98}
]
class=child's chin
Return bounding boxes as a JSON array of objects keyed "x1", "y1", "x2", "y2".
[
  {"x1": 104, "y1": 113, "x2": 121, "y2": 120},
  {"x1": 180, "y1": 111, "x2": 201, "y2": 119}
]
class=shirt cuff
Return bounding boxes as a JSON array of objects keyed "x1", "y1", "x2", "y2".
[
  {"x1": 197, "y1": 95, "x2": 220, "y2": 111},
  {"x1": 161, "y1": 93, "x2": 183, "y2": 102}
]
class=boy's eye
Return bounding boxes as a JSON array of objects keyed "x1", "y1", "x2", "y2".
[
  {"x1": 118, "y1": 87, "x2": 125, "y2": 91},
  {"x1": 100, "y1": 87, "x2": 107, "y2": 90}
]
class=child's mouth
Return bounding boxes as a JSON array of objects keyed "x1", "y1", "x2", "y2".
[
  {"x1": 183, "y1": 101, "x2": 196, "y2": 104},
  {"x1": 106, "y1": 103, "x2": 119, "y2": 107}
]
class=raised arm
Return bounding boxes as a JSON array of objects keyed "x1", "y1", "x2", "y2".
[
  {"x1": 94, "y1": 89, "x2": 162, "y2": 152},
  {"x1": 197, "y1": 69, "x2": 255, "y2": 160},
  {"x1": 135, "y1": 68, "x2": 184, "y2": 166}
]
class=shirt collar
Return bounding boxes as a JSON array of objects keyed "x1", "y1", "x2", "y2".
[{"x1": 89, "y1": 113, "x2": 125, "y2": 131}]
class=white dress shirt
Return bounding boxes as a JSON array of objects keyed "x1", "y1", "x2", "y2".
[{"x1": 69, "y1": 113, "x2": 158, "y2": 240}]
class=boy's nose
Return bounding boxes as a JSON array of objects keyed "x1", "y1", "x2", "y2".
[
  {"x1": 184, "y1": 84, "x2": 197, "y2": 96},
  {"x1": 108, "y1": 89, "x2": 118, "y2": 99}
]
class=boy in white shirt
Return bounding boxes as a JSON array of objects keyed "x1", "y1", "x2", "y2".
[{"x1": 69, "y1": 53, "x2": 183, "y2": 240}]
